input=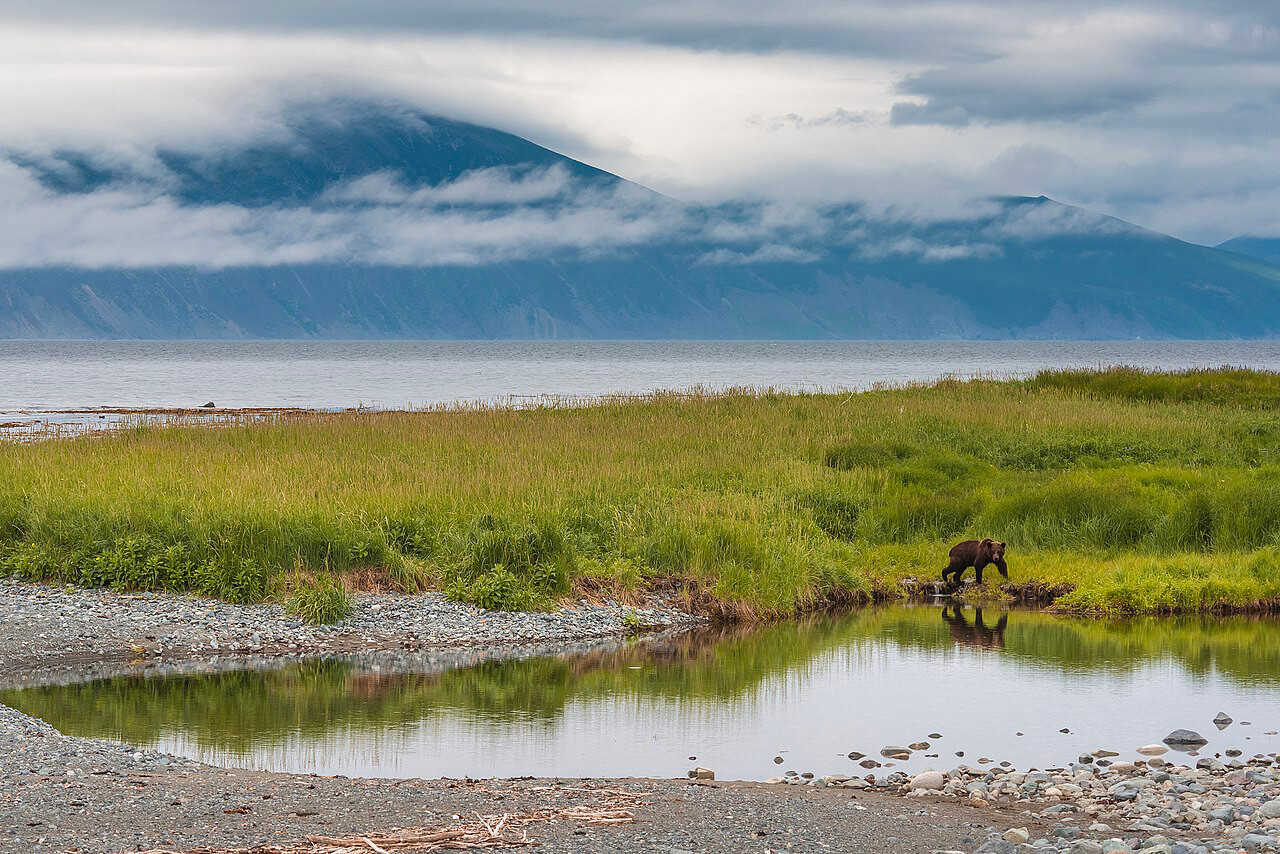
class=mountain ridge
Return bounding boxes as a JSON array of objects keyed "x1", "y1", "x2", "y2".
[
  {"x1": 1217, "y1": 237, "x2": 1280, "y2": 268},
  {"x1": 4, "y1": 100, "x2": 1280, "y2": 340}
]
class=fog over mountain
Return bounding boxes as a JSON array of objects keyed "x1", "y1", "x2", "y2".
[{"x1": 2, "y1": 100, "x2": 1279, "y2": 340}]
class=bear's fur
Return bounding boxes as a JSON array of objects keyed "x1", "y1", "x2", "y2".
[{"x1": 941, "y1": 538, "x2": 1008, "y2": 587}]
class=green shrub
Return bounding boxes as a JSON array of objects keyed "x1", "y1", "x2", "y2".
[
  {"x1": 441, "y1": 517, "x2": 573, "y2": 610},
  {"x1": 448, "y1": 565, "x2": 537, "y2": 611},
  {"x1": 284, "y1": 573, "x2": 352, "y2": 624},
  {"x1": 200, "y1": 551, "x2": 269, "y2": 604}
]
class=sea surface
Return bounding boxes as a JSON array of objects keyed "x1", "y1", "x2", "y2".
[
  {"x1": 2, "y1": 339, "x2": 1280, "y2": 411},
  {"x1": 6, "y1": 604, "x2": 1277, "y2": 781}
]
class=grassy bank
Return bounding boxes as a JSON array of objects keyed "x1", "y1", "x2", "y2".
[{"x1": 2, "y1": 367, "x2": 1280, "y2": 618}]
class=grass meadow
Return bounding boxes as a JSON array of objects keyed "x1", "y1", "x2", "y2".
[{"x1": 3, "y1": 367, "x2": 1280, "y2": 620}]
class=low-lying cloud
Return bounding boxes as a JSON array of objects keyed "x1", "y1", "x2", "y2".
[
  {"x1": 0, "y1": 161, "x2": 691, "y2": 268},
  {"x1": 0, "y1": 146, "x2": 1168, "y2": 271}
]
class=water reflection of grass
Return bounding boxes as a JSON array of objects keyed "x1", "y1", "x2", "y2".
[
  {"x1": 855, "y1": 606, "x2": 1280, "y2": 684},
  {"x1": 6, "y1": 606, "x2": 1277, "y2": 754}
]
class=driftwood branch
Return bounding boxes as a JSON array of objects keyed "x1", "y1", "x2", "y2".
[{"x1": 137, "y1": 789, "x2": 644, "y2": 854}]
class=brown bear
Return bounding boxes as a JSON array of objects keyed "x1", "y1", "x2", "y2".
[{"x1": 941, "y1": 538, "x2": 1008, "y2": 588}]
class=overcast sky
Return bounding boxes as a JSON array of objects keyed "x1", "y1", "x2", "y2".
[{"x1": 0, "y1": 1, "x2": 1277, "y2": 244}]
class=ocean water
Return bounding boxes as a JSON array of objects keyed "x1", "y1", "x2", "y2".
[{"x1": 2, "y1": 339, "x2": 1280, "y2": 411}]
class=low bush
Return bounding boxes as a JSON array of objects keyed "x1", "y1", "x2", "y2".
[{"x1": 282, "y1": 572, "x2": 352, "y2": 624}]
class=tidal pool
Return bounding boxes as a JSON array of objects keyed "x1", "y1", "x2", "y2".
[{"x1": 5, "y1": 604, "x2": 1279, "y2": 781}]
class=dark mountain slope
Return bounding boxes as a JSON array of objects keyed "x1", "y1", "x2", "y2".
[
  {"x1": 1217, "y1": 237, "x2": 1280, "y2": 268},
  {"x1": 4, "y1": 103, "x2": 1280, "y2": 339}
]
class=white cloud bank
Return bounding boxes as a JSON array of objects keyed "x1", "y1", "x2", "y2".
[{"x1": 0, "y1": 3, "x2": 1277, "y2": 245}]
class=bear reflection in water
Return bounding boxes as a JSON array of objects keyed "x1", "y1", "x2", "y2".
[{"x1": 940, "y1": 604, "x2": 1009, "y2": 649}]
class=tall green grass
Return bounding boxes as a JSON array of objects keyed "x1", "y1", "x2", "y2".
[{"x1": 2, "y1": 367, "x2": 1280, "y2": 615}]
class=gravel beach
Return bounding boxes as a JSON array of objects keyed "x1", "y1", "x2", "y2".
[{"x1": 0, "y1": 578, "x2": 701, "y2": 679}]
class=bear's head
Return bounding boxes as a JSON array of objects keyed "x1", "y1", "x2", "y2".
[{"x1": 980, "y1": 538, "x2": 1009, "y2": 577}]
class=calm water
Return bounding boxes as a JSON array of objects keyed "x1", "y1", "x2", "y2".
[
  {"x1": 6, "y1": 604, "x2": 1278, "y2": 781},
  {"x1": 3, "y1": 340, "x2": 1280, "y2": 410}
]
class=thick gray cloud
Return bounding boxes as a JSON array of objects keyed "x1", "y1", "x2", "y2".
[{"x1": 0, "y1": 2, "x2": 1277, "y2": 243}]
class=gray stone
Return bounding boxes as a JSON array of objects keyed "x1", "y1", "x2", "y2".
[
  {"x1": 909, "y1": 770, "x2": 945, "y2": 791},
  {"x1": 976, "y1": 840, "x2": 1016, "y2": 854},
  {"x1": 1163, "y1": 729, "x2": 1208, "y2": 746},
  {"x1": 1069, "y1": 843, "x2": 1104, "y2": 854}
]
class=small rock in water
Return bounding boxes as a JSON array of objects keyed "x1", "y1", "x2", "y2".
[
  {"x1": 201, "y1": 401, "x2": 216, "y2": 408},
  {"x1": 688, "y1": 767, "x2": 715, "y2": 780},
  {"x1": 928, "y1": 732, "x2": 943, "y2": 739},
  {"x1": 1213, "y1": 711, "x2": 1233, "y2": 729},
  {"x1": 909, "y1": 741, "x2": 930, "y2": 751},
  {"x1": 846, "y1": 751, "x2": 864, "y2": 760},
  {"x1": 1163, "y1": 729, "x2": 1208, "y2": 746},
  {"x1": 1136, "y1": 744, "x2": 1168, "y2": 756},
  {"x1": 1091, "y1": 749, "x2": 1119, "y2": 757},
  {"x1": 688, "y1": 756, "x2": 696, "y2": 760},
  {"x1": 880, "y1": 746, "x2": 911, "y2": 760},
  {"x1": 859, "y1": 759, "x2": 881, "y2": 769},
  {"x1": 955, "y1": 751, "x2": 965, "y2": 757},
  {"x1": 774, "y1": 756, "x2": 784, "y2": 764}
]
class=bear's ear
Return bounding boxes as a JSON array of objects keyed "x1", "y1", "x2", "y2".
[
  {"x1": 999, "y1": 541, "x2": 1006, "y2": 548},
  {"x1": 980, "y1": 537, "x2": 993, "y2": 546}
]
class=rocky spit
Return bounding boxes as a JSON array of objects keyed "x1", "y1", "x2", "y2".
[{"x1": 0, "y1": 577, "x2": 702, "y2": 680}]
